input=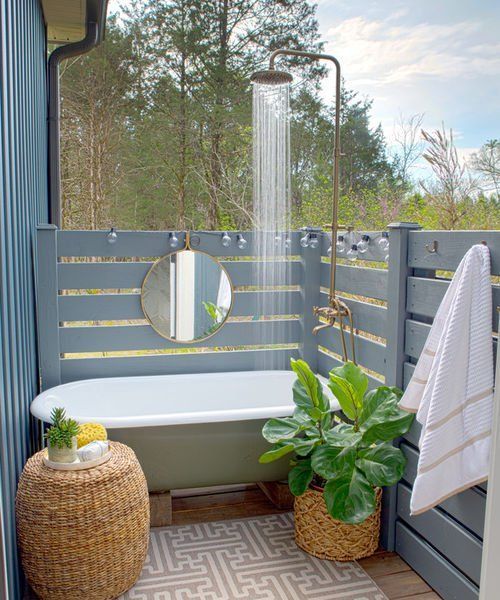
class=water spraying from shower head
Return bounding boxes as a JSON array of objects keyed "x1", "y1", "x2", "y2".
[{"x1": 250, "y1": 69, "x2": 293, "y2": 85}]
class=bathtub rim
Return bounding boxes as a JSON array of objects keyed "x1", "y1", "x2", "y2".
[{"x1": 30, "y1": 370, "x2": 340, "y2": 429}]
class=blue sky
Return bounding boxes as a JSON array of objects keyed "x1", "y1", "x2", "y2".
[{"x1": 316, "y1": 0, "x2": 500, "y2": 171}]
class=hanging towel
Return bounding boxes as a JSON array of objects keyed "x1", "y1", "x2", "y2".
[{"x1": 400, "y1": 244, "x2": 494, "y2": 515}]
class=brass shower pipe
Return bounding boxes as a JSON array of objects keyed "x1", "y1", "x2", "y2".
[{"x1": 252, "y1": 49, "x2": 356, "y2": 363}]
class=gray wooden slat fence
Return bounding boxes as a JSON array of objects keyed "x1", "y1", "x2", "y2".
[
  {"x1": 394, "y1": 229, "x2": 500, "y2": 600},
  {"x1": 35, "y1": 226, "x2": 500, "y2": 600}
]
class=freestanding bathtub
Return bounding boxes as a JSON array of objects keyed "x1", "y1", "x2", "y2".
[{"x1": 31, "y1": 370, "x2": 339, "y2": 492}]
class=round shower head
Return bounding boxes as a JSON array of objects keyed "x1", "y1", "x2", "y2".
[{"x1": 250, "y1": 69, "x2": 293, "y2": 85}]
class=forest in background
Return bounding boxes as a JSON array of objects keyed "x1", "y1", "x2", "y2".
[{"x1": 59, "y1": 0, "x2": 500, "y2": 232}]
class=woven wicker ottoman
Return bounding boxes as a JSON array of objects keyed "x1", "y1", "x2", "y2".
[{"x1": 16, "y1": 442, "x2": 149, "y2": 600}]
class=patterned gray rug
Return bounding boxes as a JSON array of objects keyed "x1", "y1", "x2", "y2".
[{"x1": 120, "y1": 513, "x2": 387, "y2": 600}]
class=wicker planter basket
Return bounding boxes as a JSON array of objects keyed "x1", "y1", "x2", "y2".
[
  {"x1": 294, "y1": 486, "x2": 382, "y2": 561},
  {"x1": 16, "y1": 442, "x2": 149, "y2": 600}
]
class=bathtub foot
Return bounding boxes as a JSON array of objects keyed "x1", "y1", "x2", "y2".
[
  {"x1": 149, "y1": 491, "x2": 172, "y2": 527},
  {"x1": 258, "y1": 481, "x2": 294, "y2": 510}
]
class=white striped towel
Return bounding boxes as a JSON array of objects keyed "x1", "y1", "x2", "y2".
[{"x1": 400, "y1": 244, "x2": 494, "y2": 515}]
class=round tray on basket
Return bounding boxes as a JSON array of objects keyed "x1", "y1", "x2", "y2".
[{"x1": 42, "y1": 448, "x2": 112, "y2": 471}]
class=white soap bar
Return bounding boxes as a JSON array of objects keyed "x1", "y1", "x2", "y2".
[{"x1": 77, "y1": 440, "x2": 109, "y2": 462}]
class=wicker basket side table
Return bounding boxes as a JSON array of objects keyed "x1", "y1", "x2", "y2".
[{"x1": 16, "y1": 442, "x2": 150, "y2": 600}]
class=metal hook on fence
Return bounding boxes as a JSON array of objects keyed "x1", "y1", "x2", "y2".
[{"x1": 425, "y1": 240, "x2": 438, "y2": 254}]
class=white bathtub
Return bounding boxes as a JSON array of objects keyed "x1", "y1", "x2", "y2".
[{"x1": 31, "y1": 370, "x2": 339, "y2": 491}]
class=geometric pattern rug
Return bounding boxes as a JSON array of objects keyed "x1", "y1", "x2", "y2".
[{"x1": 119, "y1": 513, "x2": 388, "y2": 600}]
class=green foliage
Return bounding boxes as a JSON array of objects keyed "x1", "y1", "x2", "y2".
[
  {"x1": 259, "y1": 359, "x2": 414, "y2": 525},
  {"x1": 44, "y1": 408, "x2": 80, "y2": 450}
]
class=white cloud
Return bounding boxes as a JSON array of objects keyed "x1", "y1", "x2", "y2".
[{"x1": 324, "y1": 17, "x2": 500, "y2": 87}]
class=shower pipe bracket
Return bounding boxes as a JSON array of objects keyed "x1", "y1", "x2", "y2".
[{"x1": 312, "y1": 301, "x2": 357, "y2": 364}]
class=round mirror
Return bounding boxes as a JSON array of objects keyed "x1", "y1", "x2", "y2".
[{"x1": 141, "y1": 250, "x2": 233, "y2": 343}]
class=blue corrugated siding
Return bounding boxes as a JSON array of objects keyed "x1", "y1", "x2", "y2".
[{"x1": 0, "y1": 0, "x2": 48, "y2": 597}]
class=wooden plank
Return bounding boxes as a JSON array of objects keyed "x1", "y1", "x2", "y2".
[
  {"x1": 395, "y1": 522, "x2": 479, "y2": 600},
  {"x1": 60, "y1": 319, "x2": 301, "y2": 353},
  {"x1": 60, "y1": 348, "x2": 300, "y2": 383},
  {"x1": 57, "y1": 230, "x2": 181, "y2": 258},
  {"x1": 172, "y1": 487, "x2": 262, "y2": 511},
  {"x1": 320, "y1": 263, "x2": 388, "y2": 301},
  {"x1": 358, "y1": 553, "x2": 411, "y2": 578},
  {"x1": 382, "y1": 222, "x2": 421, "y2": 552},
  {"x1": 301, "y1": 242, "x2": 322, "y2": 369},
  {"x1": 257, "y1": 482, "x2": 294, "y2": 509},
  {"x1": 405, "y1": 318, "x2": 496, "y2": 362},
  {"x1": 401, "y1": 443, "x2": 486, "y2": 539},
  {"x1": 59, "y1": 290, "x2": 304, "y2": 322},
  {"x1": 36, "y1": 225, "x2": 61, "y2": 389},
  {"x1": 317, "y1": 326, "x2": 386, "y2": 376},
  {"x1": 149, "y1": 491, "x2": 172, "y2": 527},
  {"x1": 397, "y1": 483, "x2": 483, "y2": 585},
  {"x1": 58, "y1": 260, "x2": 302, "y2": 290},
  {"x1": 317, "y1": 350, "x2": 383, "y2": 389},
  {"x1": 405, "y1": 319, "x2": 429, "y2": 360},
  {"x1": 171, "y1": 499, "x2": 284, "y2": 525},
  {"x1": 374, "y1": 570, "x2": 431, "y2": 599},
  {"x1": 57, "y1": 230, "x2": 301, "y2": 258},
  {"x1": 407, "y1": 276, "x2": 500, "y2": 327},
  {"x1": 403, "y1": 361, "x2": 415, "y2": 389},
  {"x1": 408, "y1": 230, "x2": 500, "y2": 274},
  {"x1": 58, "y1": 261, "x2": 152, "y2": 290},
  {"x1": 318, "y1": 292, "x2": 387, "y2": 338}
]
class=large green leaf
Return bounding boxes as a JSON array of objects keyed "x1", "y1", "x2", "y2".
[
  {"x1": 325, "y1": 425, "x2": 362, "y2": 447},
  {"x1": 291, "y1": 437, "x2": 318, "y2": 457},
  {"x1": 330, "y1": 362, "x2": 367, "y2": 406},
  {"x1": 323, "y1": 468, "x2": 376, "y2": 524},
  {"x1": 359, "y1": 386, "x2": 400, "y2": 425},
  {"x1": 359, "y1": 387, "x2": 413, "y2": 444},
  {"x1": 293, "y1": 381, "x2": 322, "y2": 421},
  {"x1": 356, "y1": 444, "x2": 407, "y2": 487},
  {"x1": 262, "y1": 417, "x2": 301, "y2": 443},
  {"x1": 288, "y1": 459, "x2": 314, "y2": 496},
  {"x1": 311, "y1": 445, "x2": 356, "y2": 479},
  {"x1": 328, "y1": 374, "x2": 358, "y2": 420},
  {"x1": 291, "y1": 358, "x2": 329, "y2": 412},
  {"x1": 258, "y1": 442, "x2": 295, "y2": 464}
]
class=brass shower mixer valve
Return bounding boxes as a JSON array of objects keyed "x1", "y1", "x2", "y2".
[{"x1": 312, "y1": 299, "x2": 357, "y2": 364}]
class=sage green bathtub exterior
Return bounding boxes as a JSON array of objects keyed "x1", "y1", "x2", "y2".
[{"x1": 109, "y1": 420, "x2": 289, "y2": 491}]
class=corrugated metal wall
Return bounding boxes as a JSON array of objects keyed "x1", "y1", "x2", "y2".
[{"x1": 0, "y1": 0, "x2": 48, "y2": 597}]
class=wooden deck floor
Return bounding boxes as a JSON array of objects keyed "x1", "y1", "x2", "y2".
[{"x1": 171, "y1": 485, "x2": 442, "y2": 600}]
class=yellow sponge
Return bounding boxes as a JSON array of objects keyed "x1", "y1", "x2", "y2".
[{"x1": 77, "y1": 423, "x2": 107, "y2": 448}]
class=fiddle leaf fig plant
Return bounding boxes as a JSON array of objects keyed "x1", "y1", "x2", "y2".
[{"x1": 259, "y1": 358, "x2": 414, "y2": 524}]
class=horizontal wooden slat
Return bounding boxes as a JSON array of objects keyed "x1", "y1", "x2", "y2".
[
  {"x1": 317, "y1": 350, "x2": 383, "y2": 390},
  {"x1": 405, "y1": 319, "x2": 429, "y2": 360},
  {"x1": 401, "y1": 443, "x2": 486, "y2": 539},
  {"x1": 407, "y1": 276, "x2": 499, "y2": 327},
  {"x1": 408, "y1": 230, "x2": 500, "y2": 274},
  {"x1": 60, "y1": 319, "x2": 301, "y2": 353},
  {"x1": 59, "y1": 290, "x2": 304, "y2": 322},
  {"x1": 58, "y1": 260, "x2": 302, "y2": 290},
  {"x1": 395, "y1": 522, "x2": 479, "y2": 600},
  {"x1": 57, "y1": 230, "x2": 302, "y2": 258},
  {"x1": 320, "y1": 231, "x2": 388, "y2": 262},
  {"x1": 60, "y1": 348, "x2": 300, "y2": 383},
  {"x1": 403, "y1": 361, "x2": 415, "y2": 389},
  {"x1": 321, "y1": 263, "x2": 388, "y2": 301},
  {"x1": 318, "y1": 292, "x2": 387, "y2": 337},
  {"x1": 317, "y1": 326, "x2": 386, "y2": 375},
  {"x1": 405, "y1": 318, "x2": 497, "y2": 362},
  {"x1": 397, "y1": 483, "x2": 482, "y2": 585}
]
